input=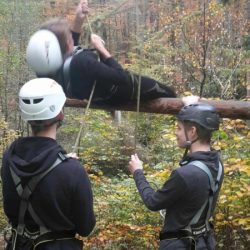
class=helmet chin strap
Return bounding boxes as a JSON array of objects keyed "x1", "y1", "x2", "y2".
[{"x1": 183, "y1": 127, "x2": 199, "y2": 158}]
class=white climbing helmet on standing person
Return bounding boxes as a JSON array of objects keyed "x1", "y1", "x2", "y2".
[
  {"x1": 26, "y1": 29, "x2": 63, "y2": 75},
  {"x1": 19, "y1": 78, "x2": 66, "y2": 121}
]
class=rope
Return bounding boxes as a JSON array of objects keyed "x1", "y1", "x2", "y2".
[
  {"x1": 133, "y1": 0, "x2": 153, "y2": 151},
  {"x1": 72, "y1": 15, "x2": 96, "y2": 153},
  {"x1": 133, "y1": 6, "x2": 143, "y2": 151},
  {"x1": 72, "y1": 82, "x2": 96, "y2": 153},
  {"x1": 86, "y1": 15, "x2": 93, "y2": 34},
  {"x1": 134, "y1": 75, "x2": 142, "y2": 151}
]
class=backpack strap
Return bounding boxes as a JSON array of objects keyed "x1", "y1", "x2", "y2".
[
  {"x1": 185, "y1": 160, "x2": 223, "y2": 232},
  {"x1": 9, "y1": 153, "x2": 67, "y2": 236}
]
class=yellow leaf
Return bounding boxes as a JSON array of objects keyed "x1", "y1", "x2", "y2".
[
  {"x1": 213, "y1": 145, "x2": 221, "y2": 150},
  {"x1": 247, "y1": 132, "x2": 250, "y2": 139},
  {"x1": 183, "y1": 91, "x2": 193, "y2": 96},
  {"x1": 238, "y1": 219, "x2": 249, "y2": 225},
  {"x1": 235, "y1": 191, "x2": 244, "y2": 198},
  {"x1": 233, "y1": 136, "x2": 242, "y2": 141},
  {"x1": 157, "y1": 171, "x2": 169, "y2": 178},
  {"x1": 215, "y1": 213, "x2": 224, "y2": 220}
]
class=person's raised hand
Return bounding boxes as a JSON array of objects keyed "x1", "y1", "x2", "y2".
[
  {"x1": 72, "y1": 0, "x2": 89, "y2": 33},
  {"x1": 90, "y1": 34, "x2": 105, "y2": 49},
  {"x1": 76, "y1": 0, "x2": 89, "y2": 20},
  {"x1": 90, "y1": 33, "x2": 111, "y2": 59},
  {"x1": 128, "y1": 154, "x2": 143, "y2": 175}
]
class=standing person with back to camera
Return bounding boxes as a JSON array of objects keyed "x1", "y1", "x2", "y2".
[{"x1": 1, "y1": 78, "x2": 95, "y2": 250}]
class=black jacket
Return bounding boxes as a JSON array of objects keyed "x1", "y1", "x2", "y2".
[
  {"x1": 54, "y1": 31, "x2": 176, "y2": 105},
  {"x1": 70, "y1": 49, "x2": 132, "y2": 104},
  {"x1": 1, "y1": 137, "x2": 95, "y2": 248},
  {"x1": 133, "y1": 151, "x2": 224, "y2": 233}
]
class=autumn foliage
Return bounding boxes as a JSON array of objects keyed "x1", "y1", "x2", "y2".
[{"x1": 0, "y1": 0, "x2": 249, "y2": 249}]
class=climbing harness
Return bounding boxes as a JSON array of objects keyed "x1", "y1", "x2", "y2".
[
  {"x1": 185, "y1": 161, "x2": 223, "y2": 231},
  {"x1": 5, "y1": 153, "x2": 76, "y2": 250},
  {"x1": 159, "y1": 160, "x2": 223, "y2": 250},
  {"x1": 62, "y1": 46, "x2": 83, "y2": 97}
]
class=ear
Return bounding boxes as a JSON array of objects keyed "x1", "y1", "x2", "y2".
[
  {"x1": 54, "y1": 111, "x2": 64, "y2": 128},
  {"x1": 189, "y1": 126, "x2": 198, "y2": 139},
  {"x1": 57, "y1": 111, "x2": 64, "y2": 122}
]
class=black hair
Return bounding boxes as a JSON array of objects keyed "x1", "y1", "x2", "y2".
[
  {"x1": 40, "y1": 17, "x2": 71, "y2": 55},
  {"x1": 29, "y1": 114, "x2": 63, "y2": 135},
  {"x1": 29, "y1": 119, "x2": 56, "y2": 135},
  {"x1": 183, "y1": 121, "x2": 212, "y2": 144}
]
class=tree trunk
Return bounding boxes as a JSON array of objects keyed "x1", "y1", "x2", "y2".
[{"x1": 65, "y1": 98, "x2": 250, "y2": 120}]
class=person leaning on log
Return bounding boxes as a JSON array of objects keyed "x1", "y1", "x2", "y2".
[
  {"x1": 128, "y1": 96, "x2": 224, "y2": 250},
  {"x1": 26, "y1": 0, "x2": 176, "y2": 106}
]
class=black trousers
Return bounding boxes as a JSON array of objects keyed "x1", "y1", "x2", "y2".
[
  {"x1": 129, "y1": 72, "x2": 176, "y2": 101},
  {"x1": 95, "y1": 71, "x2": 176, "y2": 106}
]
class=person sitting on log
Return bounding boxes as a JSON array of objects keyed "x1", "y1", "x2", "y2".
[{"x1": 26, "y1": 0, "x2": 176, "y2": 106}]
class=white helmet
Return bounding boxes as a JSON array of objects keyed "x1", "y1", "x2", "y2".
[
  {"x1": 26, "y1": 30, "x2": 63, "y2": 75},
  {"x1": 19, "y1": 78, "x2": 66, "y2": 121}
]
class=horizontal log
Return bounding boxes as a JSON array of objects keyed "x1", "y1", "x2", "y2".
[{"x1": 65, "y1": 98, "x2": 250, "y2": 120}]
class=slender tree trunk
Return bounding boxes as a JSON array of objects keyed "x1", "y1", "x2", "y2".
[{"x1": 246, "y1": 0, "x2": 250, "y2": 104}]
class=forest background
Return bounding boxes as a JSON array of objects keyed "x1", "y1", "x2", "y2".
[{"x1": 0, "y1": 0, "x2": 249, "y2": 249}]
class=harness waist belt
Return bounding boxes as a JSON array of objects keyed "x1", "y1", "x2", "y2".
[
  {"x1": 192, "y1": 225, "x2": 207, "y2": 236},
  {"x1": 160, "y1": 225, "x2": 209, "y2": 241},
  {"x1": 160, "y1": 230, "x2": 191, "y2": 241},
  {"x1": 33, "y1": 230, "x2": 76, "y2": 245}
]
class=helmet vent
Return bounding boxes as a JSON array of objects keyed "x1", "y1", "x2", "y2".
[
  {"x1": 22, "y1": 99, "x2": 31, "y2": 104},
  {"x1": 50, "y1": 105, "x2": 55, "y2": 112},
  {"x1": 206, "y1": 117, "x2": 213, "y2": 124},
  {"x1": 33, "y1": 98, "x2": 43, "y2": 104}
]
